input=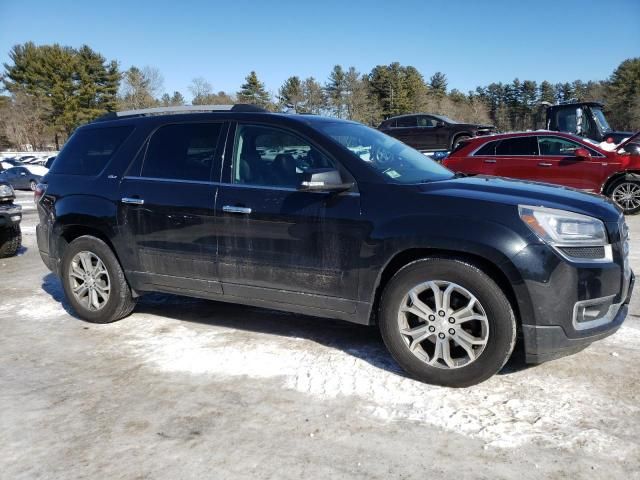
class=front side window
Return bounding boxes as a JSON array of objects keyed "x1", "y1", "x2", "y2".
[
  {"x1": 142, "y1": 123, "x2": 222, "y2": 181},
  {"x1": 417, "y1": 116, "x2": 436, "y2": 127},
  {"x1": 495, "y1": 137, "x2": 539, "y2": 156},
  {"x1": 316, "y1": 122, "x2": 453, "y2": 184},
  {"x1": 538, "y1": 136, "x2": 583, "y2": 156},
  {"x1": 233, "y1": 124, "x2": 335, "y2": 188}
]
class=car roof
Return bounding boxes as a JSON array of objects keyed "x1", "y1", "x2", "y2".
[{"x1": 463, "y1": 130, "x2": 608, "y2": 153}]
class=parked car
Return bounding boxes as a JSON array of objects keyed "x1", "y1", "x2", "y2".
[
  {"x1": 1, "y1": 159, "x2": 24, "y2": 169},
  {"x1": 0, "y1": 165, "x2": 48, "y2": 190},
  {"x1": 443, "y1": 131, "x2": 640, "y2": 214},
  {"x1": 378, "y1": 113, "x2": 495, "y2": 152},
  {"x1": 36, "y1": 104, "x2": 632, "y2": 387},
  {"x1": 0, "y1": 181, "x2": 22, "y2": 257}
]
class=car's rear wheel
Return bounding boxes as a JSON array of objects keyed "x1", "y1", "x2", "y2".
[
  {"x1": 451, "y1": 135, "x2": 471, "y2": 151},
  {"x1": 29, "y1": 180, "x2": 37, "y2": 191},
  {"x1": 379, "y1": 257, "x2": 516, "y2": 387},
  {"x1": 61, "y1": 235, "x2": 136, "y2": 323},
  {"x1": 610, "y1": 179, "x2": 640, "y2": 215},
  {"x1": 0, "y1": 224, "x2": 22, "y2": 258}
]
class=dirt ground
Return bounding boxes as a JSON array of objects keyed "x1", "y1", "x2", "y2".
[{"x1": 2, "y1": 190, "x2": 639, "y2": 480}]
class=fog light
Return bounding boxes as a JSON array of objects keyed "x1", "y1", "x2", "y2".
[{"x1": 573, "y1": 295, "x2": 619, "y2": 330}]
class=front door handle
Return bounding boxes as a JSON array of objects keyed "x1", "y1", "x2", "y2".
[
  {"x1": 121, "y1": 197, "x2": 144, "y2": 205},
  {"x1": 538, "y1": 162, "x2": 553, "y2": 167},
  {"x1": 483, "y1": 159, "x2": 496, "y2": 164},
  {"x1": 223, "y1": 205, "x2": 252, "y2": 214}
]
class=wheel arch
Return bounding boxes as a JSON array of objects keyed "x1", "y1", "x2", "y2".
[
  {"x1": 450, "y1": 132, "x2": 473, "y2": 150},
  {"x1": 368, "y1": 248, "x2": 526, "y2": 330},
  {"x1": 601, "y1": 170, "x2": 640, "y2": 195}
]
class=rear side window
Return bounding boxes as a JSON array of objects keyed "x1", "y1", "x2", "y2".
[
  {"x1": 51, "y1": 126, "x2": 133, "y2": 175},
  {"x1": 142, "y1": 123, "x2": 222, "y2": 181},
  {"x1": 495, "y1": 137, "x2": 538, "y2": 156},
  {"x1": 396, "y1": 116, "x2": 417, "y2": 127},
  {"x1": 474, "y1": 140, "x2": 498, "y2": 156}
]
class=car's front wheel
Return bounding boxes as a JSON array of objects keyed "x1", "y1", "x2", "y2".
[
  {"x1": 610, "y1": 178, "x2": 640, "y2": 215},
  {"x1": 0, "y1": 224, "x2": 22, "y2": 258},
  {"x1": 29, "y1": 180, "x2": 37, "y2": 191},
  {"x1": 61, "y1": 235, "x2": 136, "y2": 323},
  {"x1": 379, "y1": 257, "x2": 516, "y2": 387}
]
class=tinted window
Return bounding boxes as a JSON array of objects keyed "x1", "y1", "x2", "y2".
[
  {"x1": 495, "y1": 137, "x2": 538, "y2": 155},
  {"x1": 142, "y1": 123, "x2": 222, "y2": 181},
  {"x1": 538, "y1": 136, "x2": 581, "y2": 155},
  {"x1": 51, "y1": 126, "x2": 133, "y2": 175},
  {"x1": 396, "y1": 116, "x2": 417, "y2": 127},
  {"x1": 417, "y1": 116, "x2": 436, "y2": 127},
  {"x1": 474, "y1": 141, "x2": 498, "y2": 156},
  {"x1": 233, "y1": 124, "x2": 335, "y2": 188}
]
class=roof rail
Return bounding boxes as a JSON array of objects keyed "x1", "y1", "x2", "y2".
[{"x1": 94, "y1": 104, "x2": 268, "y2": 122}]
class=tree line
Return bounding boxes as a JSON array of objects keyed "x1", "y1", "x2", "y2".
[{"x1": 1, "y1": 41, "x2": 638, "y2": 150}]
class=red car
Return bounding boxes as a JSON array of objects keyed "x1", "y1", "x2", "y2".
[{"x1": 443, "y1": 131, "x2": 640, "y2": 214}]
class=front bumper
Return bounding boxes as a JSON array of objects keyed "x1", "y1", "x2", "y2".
[
  {"x1": 523, "y1": 273, "x2": 633, "y2": 363},
  {"x1": 0, "y1": 203, "x2": 22, "y2": 227}
]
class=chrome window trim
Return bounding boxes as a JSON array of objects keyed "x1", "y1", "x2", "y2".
[
  {"x1": 537, "y1": 135, "x2": 606, "y2": 158},
  {"x1": 122, "y1": 175, "x2": 218, "y2": 186},
  {"x1": 470, "y1": 134, "x2": 606, "y2": 158},
  {"x1": 218, "y1": 182, "x2": 360, "y2": 196}
]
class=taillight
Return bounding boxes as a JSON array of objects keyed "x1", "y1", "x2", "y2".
[{"x1": 34, "y1": 183, "x2": 47, "y2": 204}]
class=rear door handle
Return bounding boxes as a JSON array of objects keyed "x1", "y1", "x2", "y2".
[
  {"x1": 223, "y1": 205, "x2": 252, "y2": 214},
  {"x1": 121, "y1": 197, "x2": 144, "y2": 205},
  {"x1": 538, "y1": 162, "x2": 553, "y2": 167},
  {"x1": 484, "y1": 159, "x2": 496, "y2": 163}
]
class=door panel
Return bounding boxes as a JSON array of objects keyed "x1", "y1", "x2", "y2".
[
  {"x1": 118, "y1": 121, "x2": 226, "y2": 288},
  {"x1": 216, "y1": 122, "x2": 364, "y2": 310},
  {"x1": 216, "y1": 186, "x2": 362, "y2": 306}
]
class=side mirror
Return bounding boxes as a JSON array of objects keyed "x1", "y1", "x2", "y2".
[
  {"x1": 435, "y1": 121, "x2": 445, "y2": 128},
  {"x1": 574, "y1": 148, "x2": 591, "y2": 159},
  {"x1": 298, "y1": 168, "x2": 353, "y2": 192}
]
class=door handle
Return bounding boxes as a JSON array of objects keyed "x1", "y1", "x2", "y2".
[
  {"x1": 538, "y1": 162, "x2": 553, "y2": 167},
  {"x1": 223, "y1": 205, "x2": 252, "y2": 214},
  {"x1": 121, "y1": 197, "x2": 144, "y2": 205},
  {"x1": 483, "y1": 159, "x2": 496, "y2": 163}
]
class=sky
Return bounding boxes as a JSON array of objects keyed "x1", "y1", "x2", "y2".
[{"x1": 1, "y1": 0, "x2": 639, "y2": 101}]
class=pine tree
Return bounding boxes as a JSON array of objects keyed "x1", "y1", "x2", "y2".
[
  {"x1": 325, "y1": 65, "x2": 347, "y2": 118},
  {"x1": 278, "y1": 76, "x2": 304, "y2": 110},
  {"x1": 429, "y1": 72, "x2": 448, "y2": 97},
  {"x1": 606, "y1": 58, "x2": 640, "y2": 131},
  {"x1": 301, "y1": 77, "x2": 326, "y2": 114},
  {"x1": 237, "y1": 71, "x2": 271, "y2": 108}
]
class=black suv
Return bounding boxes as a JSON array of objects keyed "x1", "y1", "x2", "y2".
[
  {"x1": 0, "y1": 181, "x2": 22, "y2": 257},
  {"x1": 36, "y1": 104, "x2": 632, "y2": 387},
  {"x1": 378, "y1": 113, "x2": 495, "y2": 152}
]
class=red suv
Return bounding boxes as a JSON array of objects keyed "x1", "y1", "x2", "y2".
[{"x1": 443, "y1": 131, "x2": 640, "y2": 214}]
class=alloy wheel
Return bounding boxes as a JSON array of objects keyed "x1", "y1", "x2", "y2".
[
  {"x1": 397, "y1": 280, "x2": 489, "y2": 369},
  {"x1": 68, "y1": 251, "x2": 111, "y2": 311},
  {"x1": 612, "y1": 182, "x2": 640, "y2": 212}
]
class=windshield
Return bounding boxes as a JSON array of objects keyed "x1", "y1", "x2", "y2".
[
  {"x1": 591, "y1": 107, "x2": 612, "y2": 133},
  {"x1": 316, "y1": 122, "x2": 454, "y2": 184},
  {"x1": 433, "y1": 115, "x2": 458, "y2": 124}
]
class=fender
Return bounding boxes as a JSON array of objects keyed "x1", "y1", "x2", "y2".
[{"x1": 600, "y1": 170, "x2": 640, "y2": 194}]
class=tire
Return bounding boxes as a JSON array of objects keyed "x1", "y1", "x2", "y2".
[
  {"x1": 379, "y1": 257, "x2": 516, "y2": 387},
  {"x1": 61, "y1": 235, "x2": 136, "y2": 323},
  {"x1": 0, "y1": 224, "x2": 22, "y2": 258},
  {"x1": 451, "y1": 135, "x2": 471, "y2": 151},
  {"x1": 29, "y1": 180, "x2": 37, "y2": 191},
  {"x1": 609, "y1": 178, "x2": 640, "y2": 215}
]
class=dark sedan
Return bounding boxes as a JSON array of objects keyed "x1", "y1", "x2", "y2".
[
  {"x1": 378, "y1": 113, "x2": 495, "y2": 152},
  {"x1": 0, "y1": 165, "x2": 46, "y2": 190}
]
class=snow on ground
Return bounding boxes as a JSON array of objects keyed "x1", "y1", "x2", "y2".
[{"x1": 5, "y1": 280, "x2": 639, "y2": 463}]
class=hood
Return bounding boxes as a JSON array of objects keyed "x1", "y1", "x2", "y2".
[
  {"x1": 419, "y1": 175, "x2": 621, "y2": 222},
  {"x1": 617, "y1": 131, "x2": 640, "y2": 149}
]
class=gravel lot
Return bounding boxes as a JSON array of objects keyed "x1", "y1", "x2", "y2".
[{"x1": 2, "y1": 190, "x2": 640, "y2": 479}]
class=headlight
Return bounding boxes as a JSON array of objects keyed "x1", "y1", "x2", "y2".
[
  {"x1": 0, "y1": 183, "x2": 14, "y2": 197},
  {"x1": 518, "y1": 205, "x2": 608, "y2": 246}
]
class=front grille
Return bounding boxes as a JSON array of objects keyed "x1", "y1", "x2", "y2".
[{"x1": 559, "y1": 246, "x2": 606, "y2": 259}]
